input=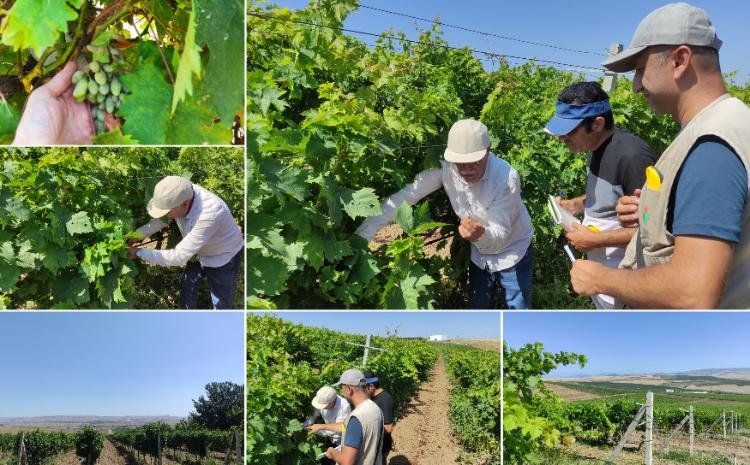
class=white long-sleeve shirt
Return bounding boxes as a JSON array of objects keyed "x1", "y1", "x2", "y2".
[
  {"x1": 356, "y1": 154, "x2": 533, "y2": 272},
  {"x1": 315, "y1": 395, "x2": 351, "y2": 446},
  {"x1": 136, "y1": 184, "x2": 244, "y2": 268}
]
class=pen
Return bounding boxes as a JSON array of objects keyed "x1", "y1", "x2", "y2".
[{"x1": 563, "y1": 244, "x2": 576, "y2": 262}]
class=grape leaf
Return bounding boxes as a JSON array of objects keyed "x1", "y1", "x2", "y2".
[
  {"x1": 394, "y1": 201, "x2": 414, "y2": 233},
  {"x1": 66, "y1": 211, "x2": 93, "y2": 235},
  {"x1": 167, "y1": 86, "x2": 229, "y2": 144},
  {"x1": 195, "y1": 0, "x2": 243, "y2": 123},
  {"x1": 0, "y1": 94, "x2": 23, "y2": 143},
  {"x1": 341, "y1": 187, "x2": 381, "y2": 219},
  {"x1": 91, "y1": 128, "x2": 138, "y2": 145},
  {"x1": 0, "y1": 242, "x2": 19, "y2": 292},
  {"x1": 51, "y1": 272, "x2": 90, "y2": 304},
  {"x1": 0, "y1": 0, "x2": 84, "y2": 56},
  {"x1": 119, "y1": 61, "x2": 171, "y2": 144},
  {"x1": 248, "y1": 253, "x2": 289, "y2": 296},
  {"x1": 171, "y1": 5, "x2": 202, "y2": 113}
]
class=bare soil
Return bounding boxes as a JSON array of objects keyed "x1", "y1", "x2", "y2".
[
  {"x1": 448, "y1": 339, "x2": 500, "y2": 352},
  {"x1": 546, "y1": 382, "x2": 603, "y2": 402},
  {"x1": 551, "y1": 429, "x2": 750, "y2": 464},
  {"x1": 370, "y1": 224, "x2": 453, "y2": 260},
  {"x1": 53, "y1": 439, "x2": 131, "y2": 465},
  {"x1": 388, "y1": 358, "x2": 461, "y2": 465}
]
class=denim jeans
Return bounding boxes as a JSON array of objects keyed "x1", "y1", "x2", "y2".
[
  {"x1": 468, "y1": 245, "x2": 533, "y2": 309},
  {"x1": 180, "y1": 249, "x2": 242, "y2": 309}
]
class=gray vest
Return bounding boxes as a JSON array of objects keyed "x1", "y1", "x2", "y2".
[
  {"x1": 619, "y1": 94, "x2": 750, "y2": 308},
  {"x1": 341, "y1": 398, "x2": 384, "y2": 465}
]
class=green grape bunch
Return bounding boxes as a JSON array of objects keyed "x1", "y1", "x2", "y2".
[{"x1": 71, "y1": 40, "x2": 129, "y2": 134}]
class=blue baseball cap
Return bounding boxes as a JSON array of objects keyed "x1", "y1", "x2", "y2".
[{"x1": 544, "y1": 99, "x2": 611, "y2": 136}]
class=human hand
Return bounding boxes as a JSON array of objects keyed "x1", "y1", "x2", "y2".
[
  {"x1": 458, "y1": 216, "x2": 485, "y2": 242},
  {"x1": 307, "y1": 424, "x2": 323, "y2": 433},
  {"x1": 556, "y1": 196, "x2": 581, "y2": 215},
  {"x1": 12, "y1": 61, "x2": 95, "y2": 145},
  {"x1": 616, "y1": 189, "x2": 641, "y2": 228},
  {"x1": 325, "y1": 447, "x2": 335, "y2": 459},
  {"x1": 570, "y1": 260, "x2": 606, "y2": 296},
  {"x1": 127, "y1": 246, "x2": 139, "y2": 260},
  {"x1": 565, "y1": 223, "x2": 599, "y2": 252}
]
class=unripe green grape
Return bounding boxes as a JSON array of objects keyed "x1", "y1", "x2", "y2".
[
  {"x1": 97, "y1": 93, "x2": 106, "y2": 104},
  {"x1": 94, "y1": 71, "x2": 107, "y2": 85},
  {"x1": 89, "y1": 60, "x2": 100, "y2": 73},
  {"x1": 110, "y1": 78, "x2": 121, "y2": 96},
  {"x1": 73, "y1": 79, "x2": 88, "y2": 102},
  {"x1": 88, "y1": 80, "x2": 99, "y2": 95},
  {"x1": 99, "y1": 83, "x2": 109, "y2": 95},
  {"x1": 103, "y1": 64, "x2": 114, "y2": 73},
  {"x1": 72, "y1": 70, "x2": 85, "y2": 85},
  {"x1": 105, "y1": 98, "x2": 115, "y2": 114},
  {"x1": 87, "y1": 92, "x2": 97, "y2": 103}
]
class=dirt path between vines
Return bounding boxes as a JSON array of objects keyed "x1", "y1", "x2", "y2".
[
  {"x1": 388, "y1": 357, "x2": 460, "y2": 465},
  {"x1": 54, "y1": 438, "x2": 131, "y2": 465}
]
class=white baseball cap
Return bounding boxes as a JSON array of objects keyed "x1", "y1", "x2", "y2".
[
  {"x1": 147, "y1": 176, "x2": 193, "y2": 218},
  {"x1": 443, "y1": 119, "x2": 490, "y2": 163},
  {"x1": 602, "y1": 2, "x2": 722, "y2": 73},
  {"x1": 311, "y1": 386, "x2": 337, "y2": 410}
]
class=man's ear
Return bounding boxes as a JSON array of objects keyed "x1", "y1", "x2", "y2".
[{"x1": 593, "y1": 116, "x2": 606, "y2": 132}]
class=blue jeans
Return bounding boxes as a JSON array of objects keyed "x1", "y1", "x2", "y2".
[
  {"x1": 180, "y1": 250, "x2": 242, "y2": 309},
  {"x1": 468, "y1": 246, "x2": 533, "y2": 309}
]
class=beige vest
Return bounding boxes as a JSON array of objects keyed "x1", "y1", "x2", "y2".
[
  {"x1": 619, "y1": 94, "x2": 750, "y2": 308},
  {"x1": 341, "y1": 398, "x2": 383, "y2": 465}
]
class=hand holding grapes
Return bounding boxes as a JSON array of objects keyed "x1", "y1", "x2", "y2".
[{"x1": 12, "y1": 61, "x2": 95, "y2": 145}]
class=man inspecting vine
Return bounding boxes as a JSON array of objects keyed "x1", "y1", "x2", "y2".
[
  {"x1": 357, "y1": 119, "x2": 534, "y2": 309},
  {"x1": 128, "y1": 176, "x2": 244, "y2": 309}
]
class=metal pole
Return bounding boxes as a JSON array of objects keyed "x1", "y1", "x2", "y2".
[
  {"x1": 645, "y1": 391, "x2": 653, "y2": 465},
  {"x1": 689, "y1": 405, "x2": 694, "y2": 455},
  {"x1": 731, "y1": 410, "x2": 735, "y2": 434},
  {"x1": 363, "y1": 335, "x2": 371, "y2": 367}
]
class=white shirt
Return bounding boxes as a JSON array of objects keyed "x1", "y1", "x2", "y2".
[
  {"x1": 356, "y1": 154, "x2": 533, "y2": 272},
  {"x1": 136, "y1": 184, "x2": 244, "y2": 268},
  {"x1": 316, "y1": 395, "x2": 351, "y2": 446}
]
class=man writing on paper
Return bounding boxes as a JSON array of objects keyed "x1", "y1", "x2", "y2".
[
  {"x1": 545, "y1": 82, "x2": 656, "y2": 308},
  {"x1": 571, "y1": 3, "x2": 750, "y2": 308},
  {"x1": 356, "y1": 119, "x2": 534, "y2": 309}
]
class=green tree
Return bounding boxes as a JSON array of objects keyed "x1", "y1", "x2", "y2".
[{"x1": 189, "y1": 381, "x2": 244, "y2": 430}]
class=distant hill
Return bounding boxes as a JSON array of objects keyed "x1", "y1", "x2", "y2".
[
  {"x1": 0, "y1": 415, "x2": 183, "y2": 429},
  {"x1": 673, "y1": 368, "x2": 750, "y2": 380}
]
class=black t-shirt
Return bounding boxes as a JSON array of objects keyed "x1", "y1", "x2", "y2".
[
  {"x1": 371, "y1": 389, "x2": 395, "y2": 453},
  {"x1": 371, "y1": 390, "x2": 395, "y2": 425},
  {"x1": 585, "y1": 127, "x2": 657, "y2": 224}
]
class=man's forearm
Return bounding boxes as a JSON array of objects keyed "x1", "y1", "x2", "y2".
[
  {"x1": 593, "y1": 236, "x2": 732, "y2": 308},
  {"x1": 592, "y1": 227, "x2": 636, "y2": 248}
]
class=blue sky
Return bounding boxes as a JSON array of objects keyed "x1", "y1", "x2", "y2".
[
  {"x1": 504, "y1": 312, "x2": 750, "y2": 378},
  {"x1": 0, "y1": 312, "x2": 244, "y2": 417},
  {"x1": 263, "y1": 0, "x2": 750, "y2": 84},
  {"x1": 263, "y1": 311, "x2": 500, "y2": 339}
]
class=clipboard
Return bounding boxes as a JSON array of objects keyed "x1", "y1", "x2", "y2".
[{"x1": 547, "y1": 195, "x2": 581, "y2": 232}]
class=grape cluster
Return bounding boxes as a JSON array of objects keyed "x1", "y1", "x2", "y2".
[{"x1": 71, "y1": 42, "x2": 129, "y2": 134}]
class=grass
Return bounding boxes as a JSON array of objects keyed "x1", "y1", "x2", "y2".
[{"x1": 660, "y1": 450, "x2": 734, "y2": 465}]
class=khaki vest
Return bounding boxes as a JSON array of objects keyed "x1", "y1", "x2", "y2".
[
  {"x1": 619, "y1": 94, "x2": 750, "y2": 308},
  {"x1": 341, "y1": 398, "x2": 384, "y2": 465}
]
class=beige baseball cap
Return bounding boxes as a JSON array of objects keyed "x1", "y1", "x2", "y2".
[
  {"x1": 602, "y1": 2, "x2": 722, "y2": 73},
  {"x1": 147, "y1": 176, "x2": 193, "y2": 218},
  {"x1": 311, "y1": 386, "x2": 337, "y2": 409},
  {"x1": 444, "y1": 119, "x2": 490, "y2": 163}
]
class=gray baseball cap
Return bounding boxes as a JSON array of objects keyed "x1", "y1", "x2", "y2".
[
  {"x1": 332, "y1": 368, "x2": 366, "y2": 387},
  {"x1": 602, "y1": 2, "x2": 722, "y2": 73}
]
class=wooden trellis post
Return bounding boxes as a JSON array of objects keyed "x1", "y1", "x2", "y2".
[
  {"x1": 234, "y1": 429, "x2": 242, "y2": 465},
  {"x1": 689, "y1": 405, "x2": 694, "y2": 455},
  {"x1": 17, "y1": 432, "x2": 26, "y2": 465},
  {"x1": 645, "y1": 391, "x2": 653, "y2": 465},
  {"x1": 723, "y1": 409, "x2": 727, "y2": 438}
]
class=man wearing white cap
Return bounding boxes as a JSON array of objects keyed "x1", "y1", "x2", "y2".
[
  {"x1": 545, "y1": 81, "x2": 656, "y2": 309},
  {"x1": 128, "y1": 176, "x2": 244, "y2": 309},
  {"x1": 356, "y1": 119, "x2": 534, "y2": 309},
  {"x1": 325, "y1": 369, "x2": 383, "y2": 465},
  {"x1": 571, "y1": 3, "x2": 750, "y2": 308},
  {"x1": 306, "y1": 385, "x2": 352, "y2": 453}
]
